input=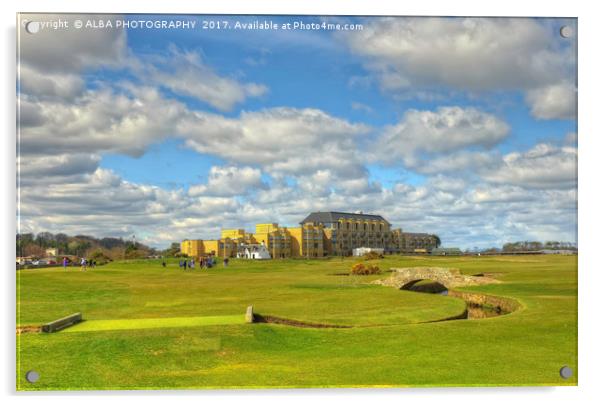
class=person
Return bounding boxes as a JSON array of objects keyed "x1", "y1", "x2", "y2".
[
  {"x1": 189, "y1": 258, "x2": 195, "y2": 269},
  {"x1": 183, "y1": 259, "x2": 188, "y2": 270},
  {"x1": 224, "y1": 258, "x2": 229, "y2": 267},
  {"x1": 162, "y1": 260, "x2": 166, "y2": 268},
  {"x1": 80, "y1": 257, "x2": 87, "y2": 271},
  {"x1": 62, "y1": 257, "x2": 68, "y2": 270}
]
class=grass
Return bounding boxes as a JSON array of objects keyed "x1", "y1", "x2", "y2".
[
  {"x1": 16, "y1": 255, "x2": 577, "y2": 390},
  {"x1": 63, "y1": 315, "x2": 246, "y2": 333}
]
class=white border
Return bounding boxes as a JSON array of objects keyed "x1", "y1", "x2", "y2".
[{"x1": 3, "y1": 1, "x2": 601, "y2": 403}]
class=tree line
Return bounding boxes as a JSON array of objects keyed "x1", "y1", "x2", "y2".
[
  {"x1": 501, "y1": 241, "x2": 577, "y2": 252},
  {"x1": 15, "y1": 232, "x2": 172, "y2": 261}
]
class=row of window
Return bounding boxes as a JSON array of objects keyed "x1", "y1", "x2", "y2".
[{"x1": 327, "y1": 222, "x2": 389, "y2": 231}]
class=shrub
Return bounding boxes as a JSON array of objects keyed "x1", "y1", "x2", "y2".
[
  {"x1": 88, "y1": 249, "x2": 112, "y2": 265},
  {"x1": 363, "y1": 251, "x2": 383, "y2": 260},
  {"x1": 350, "y1": 262, "x2": 381, "y2": 275}
]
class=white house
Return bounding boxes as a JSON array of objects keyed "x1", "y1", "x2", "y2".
[{"x1": 352, "y1": 247, "x2": 385, "y2": 257}]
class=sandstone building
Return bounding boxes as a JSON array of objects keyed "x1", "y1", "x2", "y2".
[{"x1": 181, "y1": 211, "x2": 439, "y2": 259}]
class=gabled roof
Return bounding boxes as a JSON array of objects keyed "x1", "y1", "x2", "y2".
[{"x1": 300, "y1": 211, "x2": 390, "y2": 225}]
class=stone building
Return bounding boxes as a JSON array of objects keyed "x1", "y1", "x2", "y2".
[{"x1": 181, "y1": 211, "x2": 439, "y2": 259}]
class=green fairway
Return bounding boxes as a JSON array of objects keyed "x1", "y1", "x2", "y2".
[{"x1": 16, "y1": 255, "x2": 577, "y2": 390}]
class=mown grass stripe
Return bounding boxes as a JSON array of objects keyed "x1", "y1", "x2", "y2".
[{"x1": 62, "y1": 315, "x2": 246, "y2": 333}]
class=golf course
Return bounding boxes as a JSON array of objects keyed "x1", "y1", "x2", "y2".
[{"x1": 16, "y1": 254, "x2": 577, "y2": 390}]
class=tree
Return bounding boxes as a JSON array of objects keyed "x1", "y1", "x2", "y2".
[
  {"x1": 22, "y1": 244, "x2": 45, "y2": 258},
  {"x1": 87, "y1": 248, "x2": 112, "y2": 265},
  {"x1": 16, "y1": 233, "x2": 34, "y2": 256},
  {"x1": 15, "y1": 231, "x2": 155, "y2": 259},
  {"x1": 35, "y1": 232, "x2": 56, "y2": 248},
  {"x1": 162, "y1": 242, "x2": 181, "y2": 257},
  {"x1": 107, "y1": 246, "x2": 126, "y2": 261}
]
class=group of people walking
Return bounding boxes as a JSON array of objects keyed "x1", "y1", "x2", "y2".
[
  {"x1": 60, "y1": 257, "x2": 96, "y2": 271},
  {"x1": 79, "y1": 257, "x2": 96, "y2": 271},
  {"x1": 173, "y1": 256, "x2": 228, "y2": 270}
]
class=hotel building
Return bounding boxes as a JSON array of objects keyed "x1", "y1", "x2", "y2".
[{"x1": 181, "y1": 211, "x2": 439, "y2": 259}]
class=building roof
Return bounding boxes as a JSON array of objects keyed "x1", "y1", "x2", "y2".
[
  {"x1": 300, "y1": 211, "x2": 390, "y2": 225},
  {"x1": 403, "y1": 232, "x2": 433, "y2": 237}
]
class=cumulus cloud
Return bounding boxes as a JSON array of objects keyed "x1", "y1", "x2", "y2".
[
  {"x1": 19, "y1": 14, "x2": 127, "y2": 74},
  {"x1": 20, "y1": 86, "x2": 188, "y2": 157},
  {"x1": 180, "y1": 107, "x2": 371, "y2": 178},
  {"x1": 22, "y1": 79, "x2": 370, "y2": 176},
  {"x1": 19, "y1": 17, "x2": 268, "y2": 114},
  {"x1": 18, "y1": 153, "x2": 101, "y2": 179},
  {"x1": 526, "y1": 81, "x2": 577, "y2": 120},
  {"x1": 19, "y1": 65, "x2": 85, "y2": 101},
  {"x1": 481, "y1": 143, "x2": 577, "y2": 189},
  {"x1": 410, "y1": 151, "x2": 498, "y2": 175},
  {"x1": 188, "y1": 166, "x2": 267, "y2": 197},
  {"x1": 427, "y1": 175, "x2": 468, "y2": 194},
  {"x1": 134, "y1": 46, "x2": 268, "y2": 111},
  {"x1": 17, "y1": 164, "x2": 240, "y2": 245},
  {"x1": 375, "y1": 106, "x2": 509, "y2": 164},
  {"x1": 468, "y1": 185, "x2": 539, "y2": 204},
  {"x1": 342, "y1": 17, "x2": 576, "y2": 119},
  {"x1": 18, "y1": 14, "x2": 126, "y2": 105},
  {"x1": 344, "y1": 18, "x2": 571, "y2": 90}
]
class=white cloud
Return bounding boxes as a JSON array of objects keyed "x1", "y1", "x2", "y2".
[
  {"x1": 342, "y1": 17, "x2": 576, "y2": 119},
  {"x1": 19, "y1": 21, "x2": 267, "y2": 114},
  {"x1": 180, "y1": 107, "x2": 371, "y2": 178},
  {"x1": 526, "y1": 81, "x2": 577, "y2": 120},
  {"x1": 410, "y1": 151, "x2": 497, "y2": 174},
  {"x1": 468, "y1": 185, "x2": 539, "y2": 204},
  {"x1": 135, "y1": 46, "x2": 268, "y2": 112},
  {"x1": 188, "y1": 166, "x2": 267, "y2": 197},
  {"x1": 19, "y1": 65, "x2": 85, "y2": 101},
  {"x1": 375, "y1": 106, "x2": 509, "y2": 164},
  {"x1": 344, "y1": 18, "x2": 571, "y2": 90},
  {"x1": 427, "y1": 175, "x2": 468, "y2": 194},
  {"x1": 351, "y1": 101, "x2": 373, "y2": 113},
  {"x1": 18, "y1": 153, "x2": 101, "y2": 179},
  {"x1": 481, "y1": 143, "x2": 577, "y2": 189},
  {"x1": 20, "y1": 86, "x2": 187, "y2": 157},
  {"x1": 19, "y1": 14, "x2": 127, "y2": 74}
]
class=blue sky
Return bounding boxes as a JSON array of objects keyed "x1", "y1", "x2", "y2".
[{"x1": 18, "y1": 14, "x2": 578, "y2": 248}]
